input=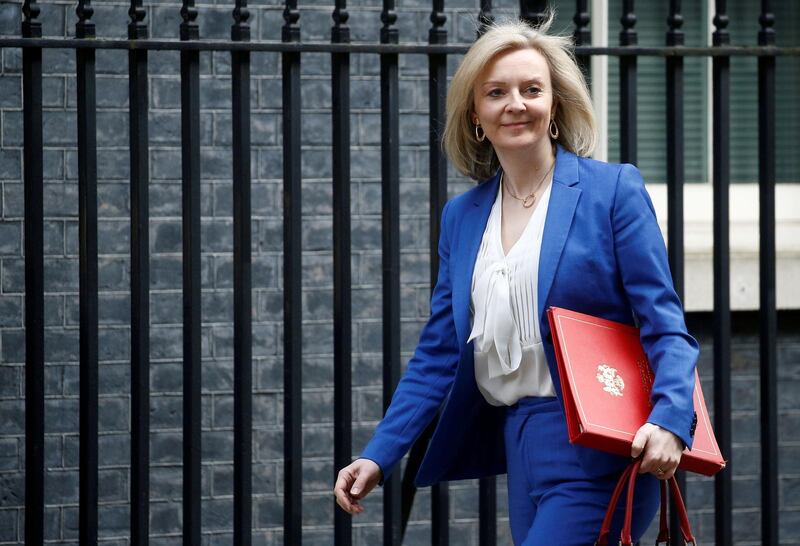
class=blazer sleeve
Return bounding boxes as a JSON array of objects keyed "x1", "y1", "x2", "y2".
[
  {"x1": 612, "y1": 164, "x2": 699, "y2": 449},
  {"x1": 360, "y1": 199, "x2": 461, "y2": 482}
]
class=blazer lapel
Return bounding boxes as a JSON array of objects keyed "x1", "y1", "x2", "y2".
[
  {"x1": 537, "y1": 146, "x2": 581, "y2": 330},
  {"x1": 452, "y1": 172, "x2": 499, "y2": 346},
  {"x1": 452, "y1": 147, "x2": 581, "y2": 344}
]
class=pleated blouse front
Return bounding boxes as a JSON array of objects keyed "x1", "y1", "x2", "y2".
[{"x1": 468, "y1": 177, "x2": 556, "y2": 406}]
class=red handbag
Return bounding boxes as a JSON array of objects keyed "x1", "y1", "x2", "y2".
[
  {"x1": 546, "y1": 306, "x2": 726, "y2": 476},
  {"x1": 594, "y1": 459, "x2": 697, "y2": 546}
]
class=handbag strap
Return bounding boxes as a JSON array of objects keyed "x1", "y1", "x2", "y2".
[
  {"x1": 595, "y1": 459, "x2": 698, "y2": 546},
  {"x1": 619, "y1": 458, "x2": 643, "y2": 545},
  {"x1": 667, "y1": 473, "x2": 698, "y2": 545},
  {"x1": 594, "y1": 462, "x2": 635, "y2": 546},
  {"x1": 655, "y1": 479, "x2": 670, "y2": 544}
]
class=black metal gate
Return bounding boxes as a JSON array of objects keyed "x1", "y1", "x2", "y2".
[{"x1": 0, "y1": 0, "x2": 796, "y2": 544}]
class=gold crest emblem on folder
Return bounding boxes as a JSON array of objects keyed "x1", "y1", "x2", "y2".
[{"x1": 596, "y1": 364, "x2": 625, "y2": 397}]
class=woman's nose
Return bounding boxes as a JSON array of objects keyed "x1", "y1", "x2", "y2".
[{"x1": 505, "y1": 91, "x2": 525, "y2": 112}]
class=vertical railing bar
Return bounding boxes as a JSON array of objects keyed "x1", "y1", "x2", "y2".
[
  {"x1": 179, "y1": 1, "x2": 202, "y2": 543},
  {"x1": 380, "y1": 0, "x2": 402, "y2": 543},
  {"x1": 619, "y1": 0, "x2": 637, "y2": 165},
  {"x1": 128, "y1": 0, "x2": 151, "y2": 541},
  {"x1": 331, "y1": 1, "x2": 352, "y2": 545},
  {"x1": 519, "y1": 0, "x2": 548, "y2": 28},
  {"x1": 666, "y1": 0, "x2": 685, "y2": 301},
  {"x1": 573, "y1": 0, "x2": 591, "y2": 80},
  {"x1": 665, "y1": 3, "x2": 687, "y2": 544},
  {"x1": 400, "y1": 420, "x2": 432, "y2": 538},
  {"x1": 478, "y1": 479, "x2": 496, "y2": 546},
  {"x1": 232, "y1": 2, "x2": 253, "y2": 545},
  {"x1": 282, "y1": 0, "x2": 303, "y2": 542},
  {"x1": 477, "y1": 0, "x2": 494, "y2": 38},
  {"x1": 21, "y1": 1, "x2": 45, "y2": 544},
  {"x1": 75, "y1": 1, "x2": 99, "y2": 544},
  {"x1": 428, "y1": 2, "x2": 449, "y2": 543},
  {"x1": 711, "y1": 2, "x2": 732, "y2": 545},
  {"x1": 758, "y1": 2, "x2": 778, "y2": 544}
]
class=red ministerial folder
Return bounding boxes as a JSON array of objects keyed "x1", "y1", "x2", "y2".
[{"x1": 547, "y1": 306, "x2": 726, "y2": 476}]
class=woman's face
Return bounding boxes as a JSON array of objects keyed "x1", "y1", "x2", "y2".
[{"x1": 472, "y1": 47, "x2": 555, "y2": 155}]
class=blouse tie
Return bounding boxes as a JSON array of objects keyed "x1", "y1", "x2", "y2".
[{"x1": 467, "y1": 260, "x2": 522, "y2": 379}]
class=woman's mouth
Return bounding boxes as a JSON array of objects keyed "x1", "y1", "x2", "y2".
[{"x1": 503, "y1": 122, "x2": 530, "y2": 128}]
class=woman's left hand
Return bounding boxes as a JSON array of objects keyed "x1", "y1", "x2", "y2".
[{"x1": 630, "y1": 423, "x2": 684, "y2": 480}]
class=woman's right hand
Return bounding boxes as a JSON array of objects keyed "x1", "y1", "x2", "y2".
[{"x1": 334, "y1": 458, "x2": 382, "y2": 515}]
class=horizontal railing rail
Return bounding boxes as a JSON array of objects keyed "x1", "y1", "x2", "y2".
[{"x1": 2, "y1": 37, "x2": 799, "y2": 56}]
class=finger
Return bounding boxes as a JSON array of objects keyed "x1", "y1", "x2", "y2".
[
  {"x1": 639, "y1": 450, "x2": 664, "y2": 474},
  {"x1": 334, "y1": 489, "x2": 354, "y2": 514},
  {"x1": 335, "y1": 470, "x2": 354, "y2": 498},
  {"x1": 652, "y1": 461, "x2": 674, "y2": 480},
  {"x1": 641, "y1": 460, "x2": 669, "y2": 478},
  {"x1": 644, "y1": 454, "x2": 673, "y2": 478},
  {"x1": 640, "y1": 458, "x2": 656, "y2": 474},
  {"x1": 350, "y1": 471, "x2": 371, "y2": 499},
  {"x1": 660, "y1": 466, "x2": 676, "y2": 481},
  {"x1": 631, "y1": 427, "x2": 650, "y2": 459},
  {"x1": 661, "y1": 456, "x2": 681, "y2": 480},
  {"x1": 336, "y1": 489, "x2": 364, "y2": 515},
  {"x1": 335, "y1": 470, "x2": 352, "y2": 492},
  {"x1": 638, "y1": 443, "x2": 663, "y2": 474},
  {"x1": 334, "y1": 470, "x2": 358, "y2": 513},
  {"x1": 334, "y1": 483, "x2": 355, "y2": 514}
]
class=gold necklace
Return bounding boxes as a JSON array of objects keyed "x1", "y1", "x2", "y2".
[{"x1": 502, "y1": 158, "x2": 556, "y2": 208}]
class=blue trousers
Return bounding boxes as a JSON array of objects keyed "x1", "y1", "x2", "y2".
[{"x1": 503, "y1": 397, "x2": 660, "y2": 545}]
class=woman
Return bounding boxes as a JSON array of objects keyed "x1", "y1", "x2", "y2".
[{"x1": 334, "y1": 16, "x2": 698, "y2": 545}]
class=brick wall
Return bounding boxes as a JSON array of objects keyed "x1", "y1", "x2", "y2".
[{"x1": 0, "y1": 1, "x2": 798, "y2": 544}]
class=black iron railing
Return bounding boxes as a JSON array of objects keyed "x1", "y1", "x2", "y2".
[
  {"x1": 711, "y1": 4, "x2": 733, "y2": 546},
  {"x1": 332, "y1": 1, "x2": 352, "y2": 545},
  {"x1": 1, "y1": 0, "x2": 795, "y2": 544}
]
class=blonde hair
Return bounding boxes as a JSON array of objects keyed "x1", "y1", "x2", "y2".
[{"x1": 442, "y1": 13, "x2": 597, "y2": 181}]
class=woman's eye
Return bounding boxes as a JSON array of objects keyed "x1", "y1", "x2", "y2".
[
  {"x1": 488, "y1": 89, "x2": 504, "y2": 97},
  {"x1": 526, "y1": 86, "x2": 542, "y2": 94}
]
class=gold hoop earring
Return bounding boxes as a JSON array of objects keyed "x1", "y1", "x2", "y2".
[
  {"x1": 549, "y1": 118, "x2": 559, "y2": 139},
  {"x1": 475, "y1": 124, "x2": 486, "y2": 142}
]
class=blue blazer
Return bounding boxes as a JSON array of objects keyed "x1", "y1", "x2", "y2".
[{"x1": 361, "y1": 145, "x2": 699, "y2": 487}]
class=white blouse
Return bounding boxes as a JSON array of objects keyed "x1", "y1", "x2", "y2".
[{"x1": 468, "y1": 177, "x2": 556, "y2": 406}]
